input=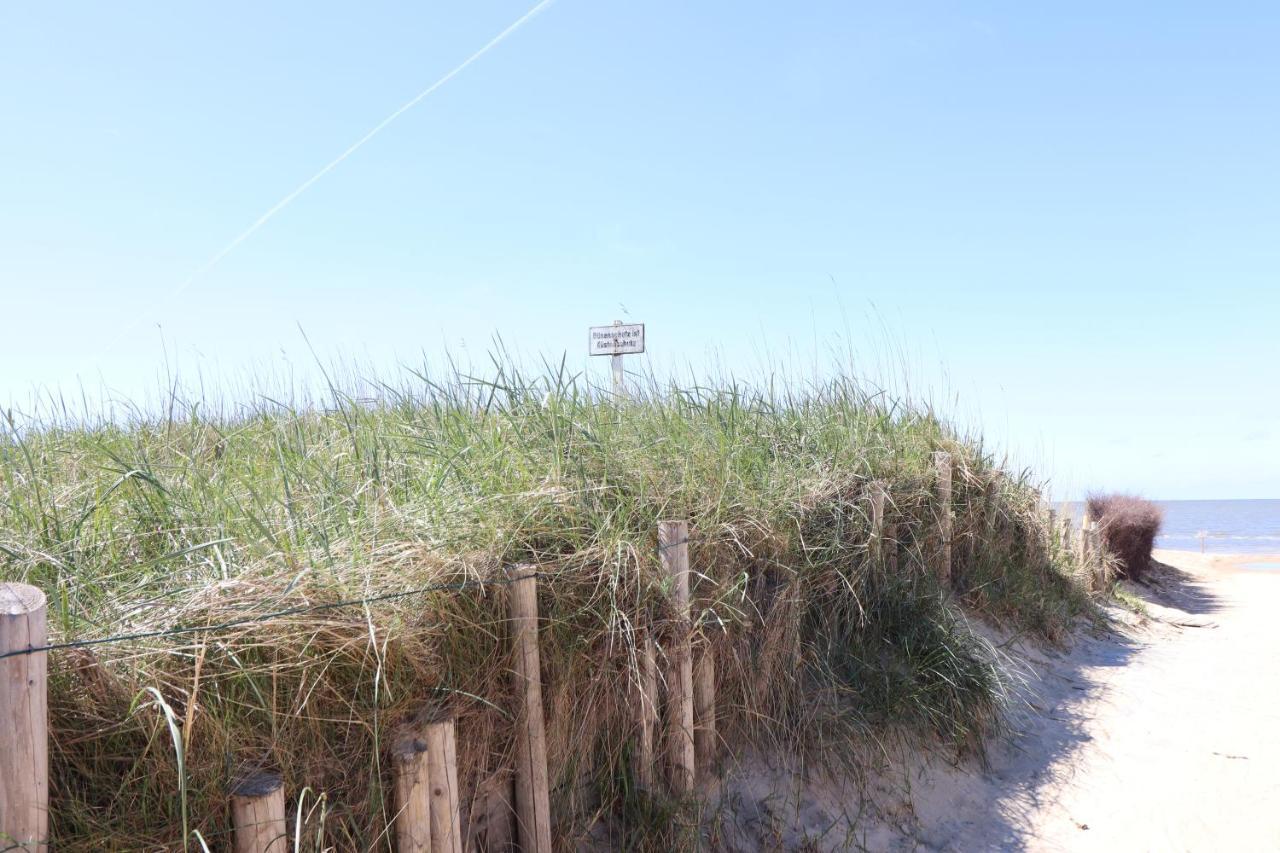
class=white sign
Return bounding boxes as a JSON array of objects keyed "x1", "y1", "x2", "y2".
[{"x1": 589, "y1": 323, "x2": 645, "y2": 356}]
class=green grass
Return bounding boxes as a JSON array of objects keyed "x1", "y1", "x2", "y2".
[{"x1": 0, "y1": 361, "x2": 1092, "y2": 849}]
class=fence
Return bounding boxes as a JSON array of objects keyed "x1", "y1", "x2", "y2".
[{"x1": 0, "y1": 453, "x2": 1112, "y2": 851}]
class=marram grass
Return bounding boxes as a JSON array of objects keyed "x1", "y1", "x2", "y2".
[{"x1": 0, "y1": 363, "x2": 1091, "y2": 850}]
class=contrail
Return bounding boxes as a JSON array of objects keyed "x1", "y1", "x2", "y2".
[{"x1": 174, "y1": 0, "x2": 557, "y2": 297}]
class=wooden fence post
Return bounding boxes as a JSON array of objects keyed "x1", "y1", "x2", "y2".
[
  {"x1": 0, "y1": 583, "x2": 48, "y2": 853},
  {"x1": 230, "y1": 772, "x2": 287, "y2": 853},
  {"x1": 869, "y1": 482, "x2": 886, "y2": 565},
  {"x1": 659, "y1": 520, "x2": 695, "y2": 795},
  {"x1": 426, "y1": 718, "x2": 462, "y2": 853},
  {"x1": 693, "y1": 645, "x2": 716, "y2": 781},
  {"x1": 509, "y1": 567, "x2": 552, "y2": 853},
  {"x1": 636, "y1": 635, "x2": 658, "y2": 790},
  {"x1": 391, "y1": 734, "x2": 431, "y2": 852},
  {"x1": 933, "y1": 452, "x2": 953, "y2": 583},
  {"x1": 1062, "y1": 515, "x2": 1074, "y2": 555},
  {"x1": 472, "y1": 769, "x2": 516, "y2": 853},
  {"x1": 1080, "y1": 511, "x2": 1093, "y2": 561}
]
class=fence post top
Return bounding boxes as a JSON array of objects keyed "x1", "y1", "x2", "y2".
[
  {"x1": 230, "y1": 770, "x2": 283, "y2": 799},
  {"x1": 0, "y1": 582, "x2": 45, "y2": 615}
]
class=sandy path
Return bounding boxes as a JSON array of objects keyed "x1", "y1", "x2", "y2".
[
  {"x1": 715, "y1": 552, "x2": 1280, "y2": 851},
  {"x1": 944, "y1": 550, "x2": 1280, "y2": 851}
]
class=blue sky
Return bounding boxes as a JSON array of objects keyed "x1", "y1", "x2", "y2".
[{"x1": 2, "y1": 2, "x2": 1277, "y2": 500}]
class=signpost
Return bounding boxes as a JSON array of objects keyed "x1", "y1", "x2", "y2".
[{"x1": 589, "y1": 321, "x2": 644, "y2": 397}]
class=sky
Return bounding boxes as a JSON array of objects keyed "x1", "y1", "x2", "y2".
[{"x1": 1, "y1": 1, "x2": 1277, "y2": 500}]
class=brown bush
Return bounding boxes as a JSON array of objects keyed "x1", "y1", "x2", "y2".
[{"x1": 1087, "y1": 493, "x2": 1163, "y2": 580}]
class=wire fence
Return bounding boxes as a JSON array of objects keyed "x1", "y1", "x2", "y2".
[{"x1": 0, "y1": 570, "x2": 549, "y2": 662}]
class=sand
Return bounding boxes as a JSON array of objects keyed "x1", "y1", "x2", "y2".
[{"x1": 714, "y1": 550, "x2": 1280, "y2": 850}]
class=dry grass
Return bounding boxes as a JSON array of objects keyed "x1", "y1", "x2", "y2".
[
  {"x1": 0, "y1": 363, "x2": 1092, "y2": 849},
  {"x1": 1087, "y1": 493, "x2": 1163, "y2": 580}
]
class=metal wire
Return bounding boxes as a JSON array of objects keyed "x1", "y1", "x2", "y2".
[{"x1": 0, "y1": 572, "x2": 545, "y2": 662}]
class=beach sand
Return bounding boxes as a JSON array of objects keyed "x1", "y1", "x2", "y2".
[
  {"x1": 714, "y1": 550, "x2": 1280, "y2": 850},
  {"x1": 912, "y1": 549, "x2": 1280, "y2": 851}
]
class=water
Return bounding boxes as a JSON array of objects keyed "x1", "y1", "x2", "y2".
[{"x1": 1065, "y1": 499, "x2": 1280, "y2": 555}]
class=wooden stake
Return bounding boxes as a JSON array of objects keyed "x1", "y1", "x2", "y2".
[
  {"x1": 884, "y1": 520, "x2": 899, "y2": 572},
  {"x1": 391, "y1": 733, "x2": 431, "y2": 853},
  {"x1": 693, "y1": 645, "x2": 716, "y2": 781},
  {"x1": 472, "y1": 769, "x2": 516, "y2": 853},
  {"x1": 659, "y1": 519, "x2": 695, "y2": 795},
  {"x1": 230, "y1": 771, "x2": 287, "y2": 853},
  {"x1": 509, "y1": 567, "x2": 552, "y2": 853},
  {"x1": 1062, "y1": 515, "x2": 1074, "y2": 554},
  {"x1": 933, "y1": 452, "x2": 953, "y2": 583},
  {"x1": 868, "y1": 482, "x2": 886, "y2": 564},
  {"x1": 0, "y1": 583, "x2": 47, "y2": 853},
  {"x1": 426, "y1": 718, "x2": 462, "y2": 853},
  {"x1": 636, "y1": 635, "x2": 658, "y2": 790}
]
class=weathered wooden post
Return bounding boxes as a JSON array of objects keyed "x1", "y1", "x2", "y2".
[
  {"x1": 391, "y1": 732, "x2": 431, "y2": 853},
  {"x1": 1080, "y1": 510, "x2": 1093, "y2": 562},
  {"x1": 1061, "y1": 515, "x2": 1074, "y2": 555},
  {"x1": 0, "y1": 583, "x2": 48, "y2": 853},
  {"x1": 933, "y1": 452, "x2": 953, "y2": 583},
  {"x1": 636, "y1": 636, "x2": 658, "y2": 790},
  {"x1": 230, "y1": 772, "x2": 288, "y2": 853},
  {"x1": 509, "y1": 567, "x2": 552, "y2": 853},
  {"x1": 869, "y1": 481, "x2": 887, "y2": 564},
  {"x1": 426, "y1": 718, "x2": 462, "y2": 853},
  {"x1": 693, "y1": 645, "x2": 716, "y2": 781},
  {"x1": 1088, "y1": 527, "x2": 1109, "y2": 591},
  {"x1": 473, "y1": 769, "x2": 516, "y2": 853},
  {"x1": 659, "y1": 520, "x2": 695, "y2": 795}
]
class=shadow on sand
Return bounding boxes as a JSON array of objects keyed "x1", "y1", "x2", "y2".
[{"x1": 882, "y1": 558, "x2": 1224, "y2": 851}]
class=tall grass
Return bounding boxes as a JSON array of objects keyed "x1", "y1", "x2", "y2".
[{"x1": 0, "y1": 360, "x2": 1091, "y2": 849}]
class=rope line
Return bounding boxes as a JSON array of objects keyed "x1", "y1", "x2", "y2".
[{"x1": 0, "y1": 572, "x2": 546, "y2": 662}]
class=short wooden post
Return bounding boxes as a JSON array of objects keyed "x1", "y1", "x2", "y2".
[
  {"x1": 1061, "y1": 515, "x2": 1074, "y2": 554},
  {"x1": 933, "y1": 452, "x2": 953, "y2": 583},
  {"x1": 426, "y1": 718, "x2": 462, "y2": 853},
  {"x1": 474, "y1": 769, "x2": 516, "y2": 853},
  {"x1": 1080, "y1": 511, "x2": 1093, "y2": 560},
  {"x1": 1088, "y1": 528, "x2": 1109, "y2": 591},
  {"x1": 659, "y1": 520, "x2": 695, "y2": 795},
  {"x1": 636, "y1": 635, "x2": 658, "y2": 790},
  {"x1": 0, "y1": 583, "x2": 48, "y2": 853},
  {"x1": 1047, "y1": 508, "x2": 1058, "y2": 540},
  {"x1": 693, "y1": 645, "x2": 716, "y2": 781},
  {"x1": 392, "y1": 732, "x2": 431, "y2": 852},
  {"x1": 868, "y1": 482, "x2": 887, "y2": 564},
  {"x1": 884, "y1": 520, "x2": 899, "y2": 572},
  {"x1": 230, "y1": 771, "x2": 288, "y2": 853},
  {"x1": 509, "y1": 567, "x2": 552, "y2": 853}
]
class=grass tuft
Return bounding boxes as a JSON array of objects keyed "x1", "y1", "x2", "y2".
[{"x1": 1087, "y1": 493, "x2": 1163, "y2": 580}]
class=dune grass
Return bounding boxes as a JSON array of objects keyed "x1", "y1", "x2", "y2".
[{"x1": 0, "y1": 361, "x2": 1092, "y2": 849}]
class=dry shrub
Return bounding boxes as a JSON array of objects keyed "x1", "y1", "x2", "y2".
[{"x1": 1087, "y1": 493, "x2": 1163, "y2": 580}]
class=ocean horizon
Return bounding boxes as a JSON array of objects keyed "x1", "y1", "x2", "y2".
[{"x1": 1064, "y1": 498, "x2": 1280, "y2": 555}]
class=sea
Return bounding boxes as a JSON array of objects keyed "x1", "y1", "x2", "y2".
[{"x1": 1066, "y1": 499, "x2": 1280, "y2": 558}]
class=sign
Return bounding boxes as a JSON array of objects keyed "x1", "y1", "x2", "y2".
[{"x1": 589, "y1": 323, "x2": 645, "y2": 356}]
